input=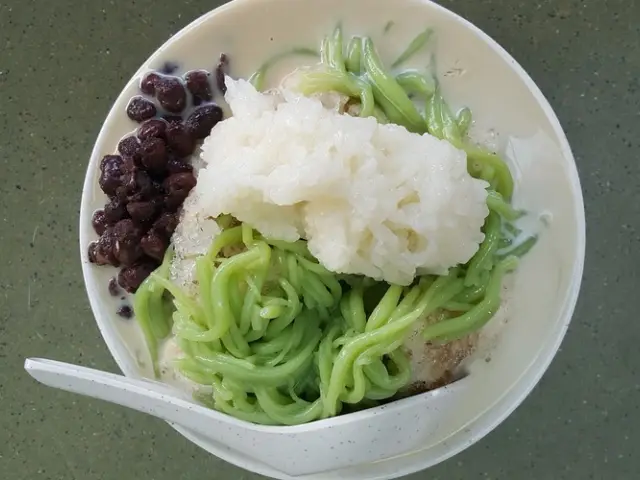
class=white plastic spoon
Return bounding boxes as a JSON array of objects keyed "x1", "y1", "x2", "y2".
[
  {"x1": 24, "y1": 359, "x2": 252, "y2": 447},
  {"x1": 24, "y1": 357, "x2": 469, "y2": 477}
]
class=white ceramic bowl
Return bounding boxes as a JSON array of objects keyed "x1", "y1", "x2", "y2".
[{"x1": 79, "y1": 0, "x2": 585, "y2": 478}]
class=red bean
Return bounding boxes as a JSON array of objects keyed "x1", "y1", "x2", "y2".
[
  {"x1": 104, "y1": 197, "x2": 128, "y2": 223},
  {"x1": 152, "y1": 212, "x2": 179, "y2": 238},
  {"x1": 165, "y1": 123, "x2": 196, "y2": 157},
  {"x1": 118, "y1": 135, "x2": 143, "y2": 160},
  {"x1": 140, "y1": 72, "x2": 161, "y2": 95},
  {"x1": 185, "y1": 104, "x2": 223, "y2": 139},
  {"x1": 99, "y1": 163, "x2": 123, "y2": 196},
  {"x1": 164, "y1": 172, "x2": 196, "y2": 210},
  {"x1": 108, "y1": 277, "x2": 120, "y2": 296},
  {"x1": 137, "y1": 118, "x2": 168, "y2": 141},
  {"x1": 126, "y1": 96, "x2": 157, "y2": 123},
  {"x1": 118, "y1": 261, "x2": 158, "y2": 293},
  {"x1": 116, "y1": 305, "x2": 133, "y2": 318},
  {"x1": 141, "y1": 231, "x2": 168, "y2": 261},
  {"x1": 126, "y1": 200, "x2": 158, "y2": 222},
  {"x1": 90, "y1": 229, "x2": 120, "y2": 267},
  {"x1": 185, "y1": 70, "x2": 213, "y2": 104},
  {"x1": 140, "y1": 137, "x2": 168, "y2": 173},
  {"x1": 92, "y1": 210, "x2": 109, "y2": 235},
  {"x1": 155, "y1": 77, "x2": 187, "y2": 113}
]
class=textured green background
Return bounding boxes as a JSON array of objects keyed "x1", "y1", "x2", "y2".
[{"x1": 1, "y1": 0, "x2": 637, "y2": 478}]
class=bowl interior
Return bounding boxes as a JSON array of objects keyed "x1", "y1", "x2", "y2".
[{"x1": 80, "y1": 0, "x2": 585, "y2": 478}]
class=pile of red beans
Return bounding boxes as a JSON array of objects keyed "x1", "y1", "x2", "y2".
[{"x1": 88, "y1": 56, "x2": 228, "y2": 295}]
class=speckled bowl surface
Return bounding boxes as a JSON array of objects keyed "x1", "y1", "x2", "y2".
[{"x1": 79, "y1": 0, "x2": 585, "y2": 478}]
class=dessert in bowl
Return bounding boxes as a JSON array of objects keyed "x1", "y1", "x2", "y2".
[{"x1": 79, "y1": 0, "x2": 585, "y2": 477}]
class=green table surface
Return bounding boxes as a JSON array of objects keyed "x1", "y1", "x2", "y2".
[{"x1": 1, "y1": 1, "x2": 637, "y2": 479}]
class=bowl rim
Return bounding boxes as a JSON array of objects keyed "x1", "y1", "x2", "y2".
[{"x1": 79, "y1": 0, "x2": 586, "y2": 476}]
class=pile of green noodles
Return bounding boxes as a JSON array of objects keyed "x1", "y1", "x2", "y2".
[{"x1": 132, "y1": 26, "x2": 537, "y2": 426}]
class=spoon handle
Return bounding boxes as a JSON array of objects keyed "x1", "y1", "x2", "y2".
[
  {"x1": 24, "y1": 358, "x2": 234, "y2": 441},
  {"x1": 26, "y1": 357, "x2": 182, "y2": 399}
]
